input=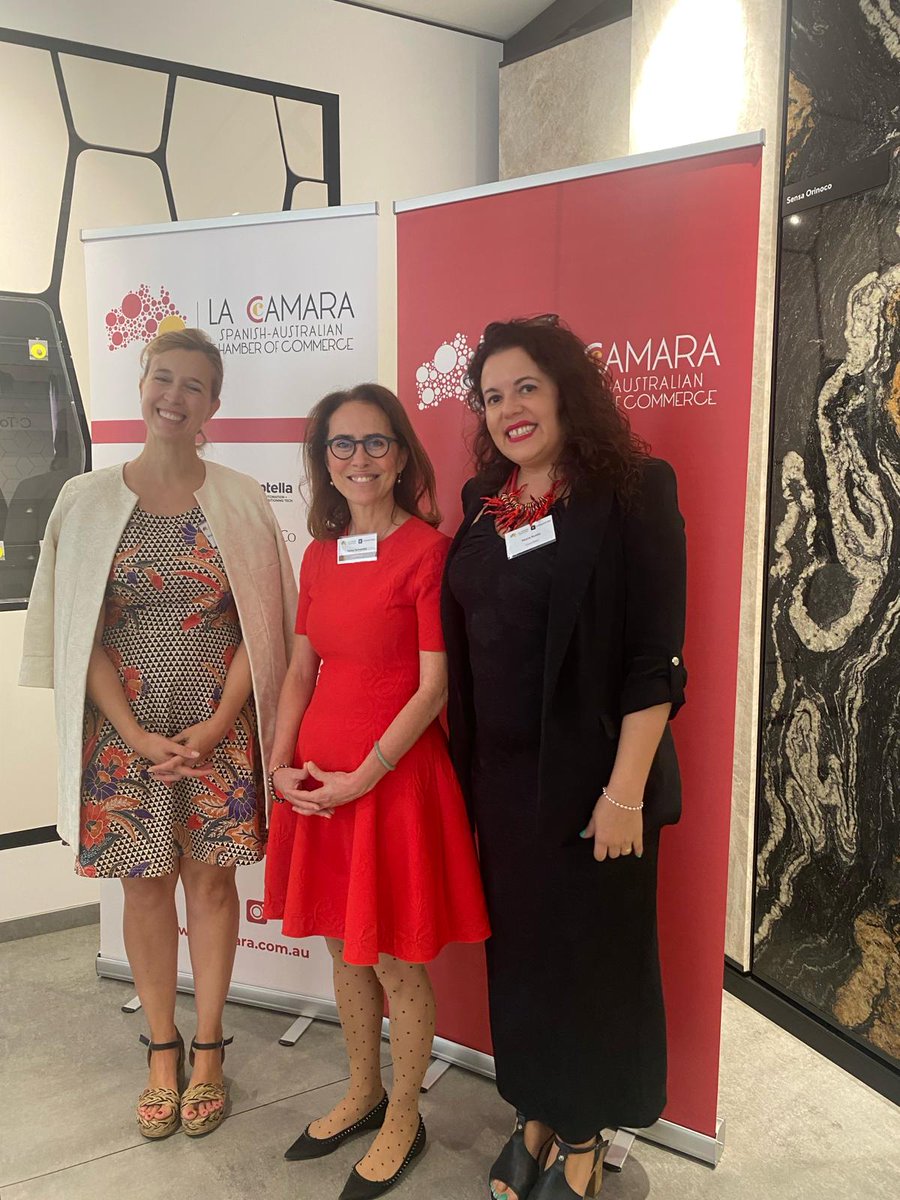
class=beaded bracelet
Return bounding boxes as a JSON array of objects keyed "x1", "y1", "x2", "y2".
[
  {"x1": 268, "y1": 762, "x2": 292, "y2": 802},
  {"x1": 374, "y1": 740, "x2": 396, "y2": 771},
  {"x1": 602, "y1": 785, "x2": 643, "y2": 811}
]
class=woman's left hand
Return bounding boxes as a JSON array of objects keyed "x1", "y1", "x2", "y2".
[
  {"x1": 581, "y1": 789, "x2": 644, "y2": 861},
  {"x1": 149, "y1": 719, "x2": 224, "y2": 781},
  {"x1": 301, "y1": 761, "x2": 369, "y2": 811}
]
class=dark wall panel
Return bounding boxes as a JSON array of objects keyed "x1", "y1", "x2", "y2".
[{"x1": 755, "y1": 0, "x2": 900, "y2": 1070}]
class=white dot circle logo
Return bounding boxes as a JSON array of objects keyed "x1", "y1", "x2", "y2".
[
  {"x1": 415, "y1": 333, "x2": 474, "y2": 411},
  {"x1": 433, "y1": 343, "x2": 458, "y2": 373}
]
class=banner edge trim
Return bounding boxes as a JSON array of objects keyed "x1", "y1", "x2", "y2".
[
  {"x1": 81, "y1": 202, "x2": 379, "y2": 243},
  {"x1": 393, "y1": 130, "x2": 766, "y2": 213}
]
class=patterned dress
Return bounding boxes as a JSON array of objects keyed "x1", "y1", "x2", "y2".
[{"x1": 77, "y1": 505, "x2": 264, "y2": 878}]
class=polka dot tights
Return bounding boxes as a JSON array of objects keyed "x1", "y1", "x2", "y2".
[{"x1": 309, "y1": 938, "x2": 435, "y2": 1183}]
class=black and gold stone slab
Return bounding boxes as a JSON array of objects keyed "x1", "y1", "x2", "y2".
[{"x1": 755, "y1": 0, "x2": 900, "y2": 1072}]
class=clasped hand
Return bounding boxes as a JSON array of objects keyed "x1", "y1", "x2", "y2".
[
  {"x1": 139, "y1": 720, "x2": 223, "y2": 784},
  {"x1": 273, "y1": 762, "x2": 367, "y2": 819}
]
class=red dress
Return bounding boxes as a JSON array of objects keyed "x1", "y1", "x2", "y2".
[{"x1": 264, "y1": 518, "x2": 490, "y2": 965}]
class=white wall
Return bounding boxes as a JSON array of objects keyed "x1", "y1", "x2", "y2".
[{"x1": 0, "y1": 0, "x2": 501, "y2": 921}]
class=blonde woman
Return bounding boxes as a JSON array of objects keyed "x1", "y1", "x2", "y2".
[{"x1": 20, "y1": 329, "x2": 295, "y2": 1139}]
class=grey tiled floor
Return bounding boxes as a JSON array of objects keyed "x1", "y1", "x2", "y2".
[{"x1": 1, "y1": 924, "x2": 897, "y2": 1198}]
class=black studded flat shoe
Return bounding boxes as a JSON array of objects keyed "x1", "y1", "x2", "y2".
[
  {"x1": 338, "y1": 1115, "x2": 426, "y2": 1199},
  {"x1": 284, "y1": 1092, "x2": 388, "y2": 1161}
]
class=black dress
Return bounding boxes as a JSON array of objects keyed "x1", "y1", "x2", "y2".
[{"x1": 447, "y1": 505, "x2": 667, "y2": 1142}]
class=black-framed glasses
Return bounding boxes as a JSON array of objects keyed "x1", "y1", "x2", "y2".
[{"x1": 326, "y1": 434, "x2": 400, "y2": 460}]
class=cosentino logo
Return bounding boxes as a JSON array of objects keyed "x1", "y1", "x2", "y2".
[
  {"x1": 261, "y1": 480, "x2": 294, "y2": 504},
  {"x1": 207, "y1": 290, "x2": 357, "y2": 356},
  {"x1": 587, "y1": 333, "x2": 722, "y2": 411}
]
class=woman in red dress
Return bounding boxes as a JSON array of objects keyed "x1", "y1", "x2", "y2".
[{"x1": 264, "y1": 384, "x2": 490, "y2": 1200}]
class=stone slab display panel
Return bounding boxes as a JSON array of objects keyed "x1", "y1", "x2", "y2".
[{"x1": 756, "y1": 0, "x2": 900, "y2": 1070}]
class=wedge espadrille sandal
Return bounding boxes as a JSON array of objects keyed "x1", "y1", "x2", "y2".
[
  {"x1": 180, "y1": 1035, "x2": 233, "y2": 1138},
  {"x1": 136, "y1": 1031, "x2": 184, "y2": 1140}
]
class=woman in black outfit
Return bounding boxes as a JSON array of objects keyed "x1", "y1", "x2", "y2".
[{"x1": 442, "y1": 317, "x2": 687, "y2": 1200}]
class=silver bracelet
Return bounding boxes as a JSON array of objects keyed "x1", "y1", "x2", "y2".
[
  {"x1": 374, "y1": 740, "x2": 396, "y2": 771},
  {"x1": 602, "y1": 785, "x2": 643, "y2": 811}
]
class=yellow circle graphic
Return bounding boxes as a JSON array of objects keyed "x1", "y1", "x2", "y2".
[
  {"x1": 157, "y1": 315, "x2": 186, "y2": 334},
  {"x1": 30, "y1": 343, "x2": 48, "y2": 360}
]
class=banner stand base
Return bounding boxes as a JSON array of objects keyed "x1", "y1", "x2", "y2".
[
  {"x1": 421, "y1": 1059, "x2": 452, "y2": 1091},
  {"x1": 603, "y1": 1129, "x2": 635, "y2": 1172},
  {"x1": 279, "y1": 1016, "x2": 313, "y2": 1046},
  {"x1": 625, "y1": 1116, "x2": 726, "y2": 1167}
]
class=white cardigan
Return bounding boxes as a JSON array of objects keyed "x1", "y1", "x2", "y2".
[{"x1": 19, "y1": 461, "x2": 298, "y2": 848}]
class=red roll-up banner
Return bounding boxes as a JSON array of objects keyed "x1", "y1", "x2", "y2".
[{"x1": 396, "y1": 135, "x2": 763, "y2": 1142}]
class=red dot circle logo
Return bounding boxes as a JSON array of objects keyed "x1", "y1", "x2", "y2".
[{"x1": 102, "y1": 284, "x2": 188, "y2": 351}]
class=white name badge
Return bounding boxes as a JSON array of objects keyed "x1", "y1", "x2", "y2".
[
  {"x1": 505, "y1": 515, "x2": 557, "y2": 560},
  {"x1": 197, "y1": 515, "x2": 218, "y2": 548},
  {"x1": 337, "y1": 532, "x2": 378, "y2": 564}
]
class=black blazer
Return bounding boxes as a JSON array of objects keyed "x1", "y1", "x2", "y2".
[{"x1": 441, "y1": 457, "x2": 687, "y2": 843}]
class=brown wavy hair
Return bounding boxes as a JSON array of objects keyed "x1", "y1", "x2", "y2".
[
  {"x1": 304, "y1": 384, "x2": 441, "y2": 540},
  {"x1": 466, "y1": 316, "x2": 648, "y2": 500}
]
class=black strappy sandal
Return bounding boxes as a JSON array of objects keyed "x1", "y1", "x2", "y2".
[
  {"x1": 489, "y1": 1112, "x2": 553, "y2": 1199},
  {"x1": 529, "y1": 1133, "x2": 609, "y2": 1198}
]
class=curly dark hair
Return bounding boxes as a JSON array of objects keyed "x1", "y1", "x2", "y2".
[
  {"x1": 466, "y1": 316, "x2": 649, "y2": 499},
  {"x1": 304, "y1": 383, "x2": 440, "y2": 540}
]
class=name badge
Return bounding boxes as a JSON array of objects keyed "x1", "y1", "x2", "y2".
[
  {"x1": 337, "y1": 533, "x2": 378, "y2": 564},
  {"x1": 505, "y1": 515, "x2": 556, "y2": 560},
  {"x1": 197, "y1": 516, "x2": 218, "y2": 548}
]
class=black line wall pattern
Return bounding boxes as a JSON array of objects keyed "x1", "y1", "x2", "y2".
[{"x1": 0, "y1": 28, "x2": 341, "y2": 610}]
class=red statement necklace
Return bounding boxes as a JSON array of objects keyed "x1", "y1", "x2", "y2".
[{"x1": 482, "y1": 468, "x2": 564, "y2": 534}]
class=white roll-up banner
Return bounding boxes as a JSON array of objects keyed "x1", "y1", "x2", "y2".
[{"x1": 83, "y1": 205, "x2": 379, "y2": 1015}]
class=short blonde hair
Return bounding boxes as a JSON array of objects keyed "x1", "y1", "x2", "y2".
[{"x1": 140, "y1": 328, "x2": 224, "y2": 398}]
